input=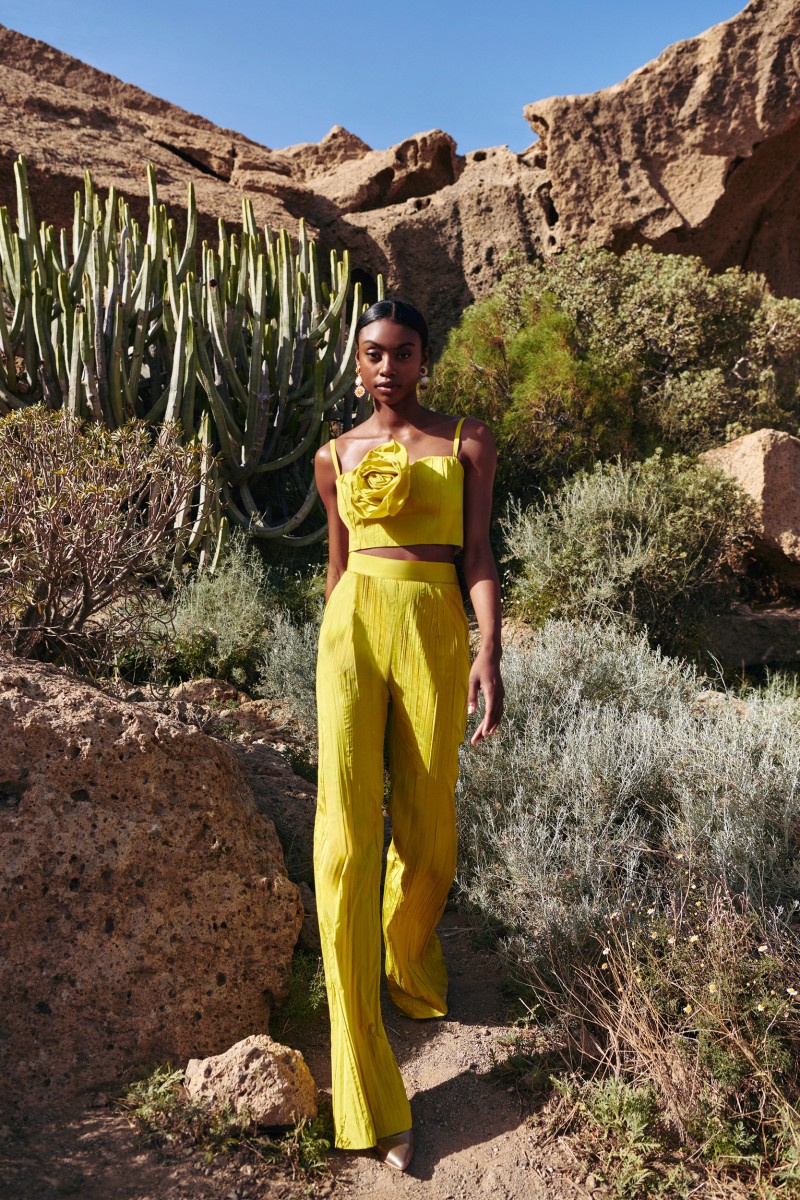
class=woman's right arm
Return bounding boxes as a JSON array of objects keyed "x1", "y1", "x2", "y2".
[{"x1": 314, "y1": 443, "x2": 349, "y2": 602}]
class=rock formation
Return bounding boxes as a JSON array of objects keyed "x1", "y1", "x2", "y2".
[
  {"x1": 522, "y1": 0, "x2": 800, "y2": 297},
  {"x1": 0, "y1": 658, "x2": 303, "y2": 1111},
  {"x1": 1, "y1": 0, "x2": 799, "y2": 351},
  {"x1": 185, "y1": 1034, "x2": 317, "y2": 1125},
  {"x1": 700, "y1": 428, "x2": 800, "y2": 668},
  {"x1": 702, "y1": 428, "x2": 800, "y2": 588}
]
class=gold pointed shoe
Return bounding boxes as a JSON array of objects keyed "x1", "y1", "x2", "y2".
[{"x1": 375, "y1": 1128, "x2": 414, "y2": 1171}]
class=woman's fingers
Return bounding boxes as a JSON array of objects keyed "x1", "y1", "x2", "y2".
[
  {"x1": 469, "y1": 675, "x2": 504, "y2": 744},
  {"x1": 467, "y1": 671, "x2": 479, "y2": 716}
]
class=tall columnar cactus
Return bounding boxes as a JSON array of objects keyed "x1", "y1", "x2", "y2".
[{"x1": 0, "y1": 155, "x2": 378, "y2": 547}]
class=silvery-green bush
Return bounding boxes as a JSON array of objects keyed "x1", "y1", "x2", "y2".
[
  {"x1": 503, "y1": 452, "x2": 757, "y2": 657},
  {"x1": 456, "y1": 620, "x2": 800, "y2": 977},
  {"x1": 170, "y1": 532, "x2": 274, "y2": 685},
  {"x1": 167, "y1": 531, "x2": 325, "y2": 690},
  {"x1": 256, "y1": 610, "x2": 320, "y2": 750}
]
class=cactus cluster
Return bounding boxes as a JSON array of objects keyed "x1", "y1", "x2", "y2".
[{"x1": 0, "y1": 154, "x2": 378, "y2": 548}]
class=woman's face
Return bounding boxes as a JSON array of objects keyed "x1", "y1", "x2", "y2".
[{"x1": 356, "y1": 319, "x2": 428, "y2": 403}]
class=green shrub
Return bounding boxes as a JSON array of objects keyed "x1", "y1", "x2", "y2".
[
  {"x1": 431, "y1": 290, "x2": 632, "y2": 501},
  {"x1": 503, "y1": 453, "x2": 757, "y2": 657},
  {"x1": 429, "y1": 245, "x2": 800, "y2": 497},
  {"x1": 168, "y1": 532, "x2": 274, "y2": 686}
]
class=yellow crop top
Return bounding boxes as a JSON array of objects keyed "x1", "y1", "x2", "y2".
[{"x1": 331, "y1": 417, "x2": 465, "y2": 550}]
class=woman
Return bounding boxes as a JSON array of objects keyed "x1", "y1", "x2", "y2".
[{"x1": 314, "y1": 299, "x2": 503, "y2": 1171}]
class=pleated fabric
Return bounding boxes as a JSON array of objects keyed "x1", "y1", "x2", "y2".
[{"x1": 314, "y1": 554, "x2": 470, "y2": 1149}]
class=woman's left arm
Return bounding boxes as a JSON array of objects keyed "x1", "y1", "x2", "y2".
[{"x1": 460, "y1": 419, "x2": 504, "y2": 745}]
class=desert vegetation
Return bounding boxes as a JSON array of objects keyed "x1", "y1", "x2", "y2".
[
  {"x1": 429, "y1": 245, "x2": 800, "y2": 502},
  {"x1": 456, "y1": 621, "x2": 800, "y2": 1194},
  {"x1": 4, "y1": 155, "x2": 800, "y2": 1195},
  {"x1": 503, "y1": 451, "x2": 758, "y2": 658},
  {"x1": 0, "y1": 155, "x2": 375, "y2": 549}
]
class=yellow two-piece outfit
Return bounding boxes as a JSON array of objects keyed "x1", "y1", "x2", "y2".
[{"x1": 315, "y1": 418, "x2": 470, "y2": 1149}]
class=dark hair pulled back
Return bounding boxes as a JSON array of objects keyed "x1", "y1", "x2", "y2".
[{"x1": 355, "y1": 299, "x2": 429, "y2": 352}]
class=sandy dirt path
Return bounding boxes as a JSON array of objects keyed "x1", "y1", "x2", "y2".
[
  {"x1": 1, "y1": 913, "x2": 590, "y2": 1200},
  {"x1": 296, "y1": 913, "x2": 587, "y2": 1200}
]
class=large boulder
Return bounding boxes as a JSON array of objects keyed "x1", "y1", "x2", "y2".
[
  {"x1": 702, "y1": 428, "x2": 800, "y2": 588},
  {"x1": 0, "y1": 658, "x2": 303, "y2": 1112}
]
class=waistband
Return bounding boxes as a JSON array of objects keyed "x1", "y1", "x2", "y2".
[{"x1": 347, "y1": 553, "x2": 458, "y2": 585}]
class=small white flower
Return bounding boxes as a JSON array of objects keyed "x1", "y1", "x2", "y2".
[{"x1": 758, "y1": 944, "x2": 768, "y2": 953}]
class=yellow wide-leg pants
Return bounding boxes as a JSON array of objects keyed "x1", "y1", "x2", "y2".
[{"x1": 314, "y1": 554, "x2": 470, "y2": 1149}]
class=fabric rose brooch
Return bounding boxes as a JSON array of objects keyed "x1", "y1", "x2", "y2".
[{"x1": 348, "y1": 440, "x2": 411, "y2": 520}]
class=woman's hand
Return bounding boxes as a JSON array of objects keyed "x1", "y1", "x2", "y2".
[{"x1": 467, "y1": 647, "x2": 504, "y2": 745}]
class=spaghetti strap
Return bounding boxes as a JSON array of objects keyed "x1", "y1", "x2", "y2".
[
  {"x1": 452, "y1": 417, "x2": 466, "y2": 457},
  {"x1": 329, "y1": 439, "x2": 341, "y2": 477}
]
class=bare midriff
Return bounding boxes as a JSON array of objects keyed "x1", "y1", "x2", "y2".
[{"x1": 357, "y1": 544, "x2": 456, "y2": 563}]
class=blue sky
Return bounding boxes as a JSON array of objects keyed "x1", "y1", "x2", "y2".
[{"x1": 7, "y1": 0, "x2": 743, "y2": 154}]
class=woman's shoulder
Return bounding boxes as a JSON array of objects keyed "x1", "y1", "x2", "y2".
[
  {"x1": 315, "y1": 427, "x2": 374, "y2": 477},
  {"x1": 419, "y1": 411, "x2": 494, "y2": 446},
  {"x1": 458, "y1": 416, "x2": 496, "y2": 457}
]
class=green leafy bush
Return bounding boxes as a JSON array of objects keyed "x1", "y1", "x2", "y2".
[
  {"x1": 431, "y1": 290, "x2": 632, "y2": 501},
  {"x1": 429, "y1": 245, "x2": 800, "y2": 498},
  {"x1": 168, "y1": 532, "x2": 274, "y2": 686},
  {"x1": 503, "y1": 453, "x2": 757, "y2": 657}
]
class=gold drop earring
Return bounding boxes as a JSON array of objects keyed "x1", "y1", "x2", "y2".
[
  {"x1": 418, "y1": 365, "x2": 429, "y2": 390},
  {"x1": 354, "y1": 368, "x2": 366, "y2": 398}
]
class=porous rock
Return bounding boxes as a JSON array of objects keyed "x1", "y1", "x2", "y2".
[
  {"x1": 0, "y1": 657, "x2": 303, "y2": 1111},
  {"x1": 522, "y1": 0, "x2": 800, "y2": 294},
  {"x1": 702, "y1": 429, "x2": 800, "y2": 588},
  {"x1": 185, "y1": 1033, "x2": 317, "y2": 1125},
  {"x1": 169, "y1": 677, "x2": 244, "y2": 707}
]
